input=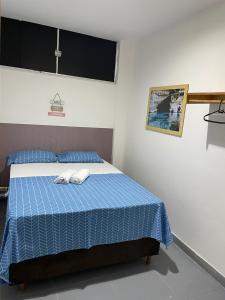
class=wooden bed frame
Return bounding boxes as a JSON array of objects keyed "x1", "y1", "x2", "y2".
[
  {"x1": 10, "y1": 238, "x2": 160, "y2": 286},
  {"x1": 0, "y1": 123, "x2": 160, "y2": 286}
]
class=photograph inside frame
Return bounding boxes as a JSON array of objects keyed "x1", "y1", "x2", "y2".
[{"x1": 146, "y1": 85, "x2": 189, "y2": 136}]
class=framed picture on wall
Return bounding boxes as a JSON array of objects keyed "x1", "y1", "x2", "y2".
[{"x1": 146, "y1": 84, "x2": 189, "y2": 137}]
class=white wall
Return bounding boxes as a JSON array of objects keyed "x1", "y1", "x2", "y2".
[
  {"x1": 0, "y1": 40, "x2": 135, "y2": 169},
  {"x1": 113, "y1": 40, "x2": 135, "y2": 167},
  {"x1": 0, "y1": 40, "x2": 133, "y2": 129},
  {"x1": 122, "y1": 2, "x2": 225, "y2": 277},
  {"x1": 0, "y1": 68, "x2": 117, "y2": 129}
]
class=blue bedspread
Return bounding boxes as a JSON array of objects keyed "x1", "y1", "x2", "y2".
[{"x1": 0, "y1": 173, "x2": 173, "y2": 284}]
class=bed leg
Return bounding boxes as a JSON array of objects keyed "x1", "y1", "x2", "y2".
[
  {"x1": 146, "y1": 255, "x2": 151, "y2": 265},
  {"x1": 19, "y1": 283, "x2": 27, "y2": 290}
]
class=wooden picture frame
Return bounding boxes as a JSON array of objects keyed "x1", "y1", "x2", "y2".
[{"x1": 146, "y1": 84, "x2": 189, "y2": 137}]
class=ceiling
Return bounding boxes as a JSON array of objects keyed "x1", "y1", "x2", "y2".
[{"x1": 1, "y1": 0, "x2": 223, "y2": 40}]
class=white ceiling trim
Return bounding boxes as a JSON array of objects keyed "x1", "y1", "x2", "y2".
[{"x1": 1, "y1": 0, "x2": 223, "y2": 40}]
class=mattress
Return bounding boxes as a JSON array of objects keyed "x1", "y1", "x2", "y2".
[
  {"x1": 10, "y1": 160, "x2": 122, "y2": 178},
  {"x1": 0, "y1": 162, "x2": 173, "y2": 284}
]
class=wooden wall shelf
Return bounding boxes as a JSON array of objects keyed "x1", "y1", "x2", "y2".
[{"x1": 187, "y1": 93, "x2": 225, "y2": 104}]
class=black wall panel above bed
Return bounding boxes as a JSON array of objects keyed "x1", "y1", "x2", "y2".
[
  {"x1": 20, "y1": 21, "x2": 57, "y2": 72},
  {"x1": 0, "y1": 17, "x2": 57, "y2": 73},
  {"x1": 0, "y1": 17, "x2": 117, "y2": 82},
  {"x1": 58, "y1": 30, "x2": 117, "y2": 81},
  {"x1": 0, "y1": 17, "x2": 21, "y2": 68}
]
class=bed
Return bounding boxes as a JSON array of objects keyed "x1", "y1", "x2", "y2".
[{"x1": 0, "y1": 160, "x2": 172, "y2": 286}]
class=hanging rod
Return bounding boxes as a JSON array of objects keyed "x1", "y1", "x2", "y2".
[{"x1": 187, "y1": 92, "x2": 225, "y2": 104}]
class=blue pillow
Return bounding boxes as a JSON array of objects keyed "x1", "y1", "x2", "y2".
[
  {"x1": 7, "y1": 150, "x2": 57, "y2": 165},
  {"x1": 57, "y1": 151, "x2": 104, "y2": 163}
]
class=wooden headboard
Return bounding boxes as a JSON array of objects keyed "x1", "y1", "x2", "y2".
[{"x1": 0, "y1": 123, "x2": 113, "y2": 185}]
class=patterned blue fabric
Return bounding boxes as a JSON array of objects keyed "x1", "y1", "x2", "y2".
[
  {"x1": 7, "y1": 150, "x2": 57, "y2": 165},
  {"x1": 57, "y1": 151, "x2": 103, "y2": 163},
  {"x1": 0, "y1": 174, "x2": 173, "y2": 284}
]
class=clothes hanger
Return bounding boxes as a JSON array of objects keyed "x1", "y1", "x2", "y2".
[{"x1": 203, "y1": 99, "x2": 225, "y2": 124}]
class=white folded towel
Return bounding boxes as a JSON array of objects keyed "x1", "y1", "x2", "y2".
[
  {"x1": 70, "y1": 169, "x2": 90, "y2": 185},
  {"x1": 54, "y1": 169, "x2": 76, "y2": 184}
]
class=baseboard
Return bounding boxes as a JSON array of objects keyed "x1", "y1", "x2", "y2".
[{"x1": 173, "y1": 234, "x2": 225, "y2": 288}]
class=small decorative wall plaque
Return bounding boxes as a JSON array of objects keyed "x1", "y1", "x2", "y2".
[{"x1": 48, "y1": 93, "x2": 65, "y2": 117}]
